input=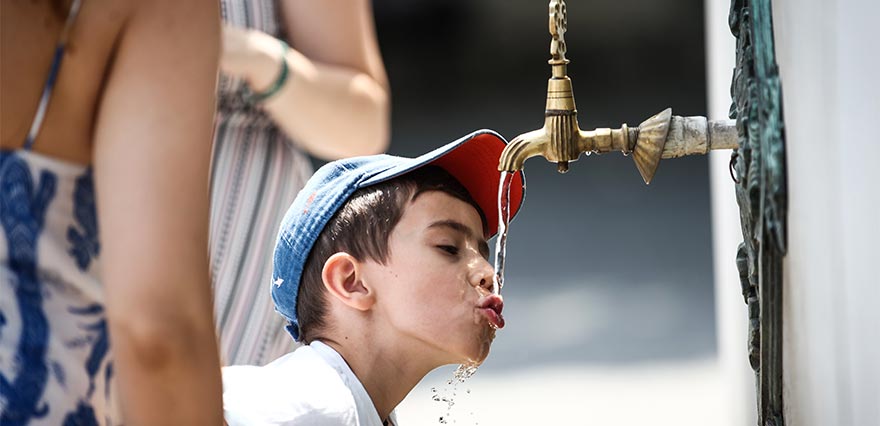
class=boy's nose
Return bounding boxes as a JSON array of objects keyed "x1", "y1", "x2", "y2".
[{"x1": 468, "y1": 257, "x2": 495, "y2": 292}]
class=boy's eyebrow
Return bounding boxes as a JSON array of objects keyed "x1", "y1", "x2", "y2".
[{"x1": 427, "y1": 220, "x2": 490, "y2": 258}]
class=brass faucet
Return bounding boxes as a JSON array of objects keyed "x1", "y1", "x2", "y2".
[{"x1": 498, "y1": 0, "x2": 738, "y2": 184}]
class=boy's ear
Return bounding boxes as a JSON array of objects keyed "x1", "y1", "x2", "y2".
[{"x1": 322, "y1": 252, "x2": 376, "y2": 311}]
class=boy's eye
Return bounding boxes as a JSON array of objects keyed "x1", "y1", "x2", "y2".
[{"x1": 437, "y1": 245, "x2": 459, "y2": 256}]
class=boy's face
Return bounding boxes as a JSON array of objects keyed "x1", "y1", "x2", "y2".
[{"x1": 361, "y1": 190, "x2": 502, "y2": 366}]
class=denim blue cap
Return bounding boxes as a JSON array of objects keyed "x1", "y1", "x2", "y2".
[{"x1": 271, "y1": 129, "x2": 525, "y2": 341}]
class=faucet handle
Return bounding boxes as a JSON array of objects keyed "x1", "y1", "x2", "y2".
[{"x1": 549, "y1": 0, "x2": 568, "y2": 64}]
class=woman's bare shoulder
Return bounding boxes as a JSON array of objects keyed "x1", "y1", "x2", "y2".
[{"x1": 0, "y1": 0, "x2": 134, "y2": 160}]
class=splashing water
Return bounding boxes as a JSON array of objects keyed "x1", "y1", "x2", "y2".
[
  {"x1": 450, "y1": 363, "x2": 479, "y2": 384},
  {"x1": 431, "y1": 363, "x2": 480, "y2": 424},
  {"x1": 493, "y1": 171, "x2": 515, "y2": 295}
]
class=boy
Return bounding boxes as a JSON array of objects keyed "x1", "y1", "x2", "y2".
[{"x1": 222, "y1": 130, "x2": 526, "y2": 425}]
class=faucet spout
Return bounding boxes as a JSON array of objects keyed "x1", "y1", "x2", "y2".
[{"x1": 497, "y1": 106, "x2": 586, "y2": 174}]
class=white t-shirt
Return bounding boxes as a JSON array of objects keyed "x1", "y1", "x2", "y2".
[{"x1": 222, "y1": 341, "x2": 397, "y2": 426}]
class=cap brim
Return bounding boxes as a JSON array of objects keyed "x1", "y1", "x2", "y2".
[{"x1": 363, "y1": 129, "x2": 525, "y2": 237}]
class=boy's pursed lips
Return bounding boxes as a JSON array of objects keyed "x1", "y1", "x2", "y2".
[{"x1": 477, "y1": 294, "x2": 505, "y2": 329}]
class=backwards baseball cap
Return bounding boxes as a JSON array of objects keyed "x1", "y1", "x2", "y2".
[{"x1": 271, "y1": 129, "x2": 526, "y2": 341}]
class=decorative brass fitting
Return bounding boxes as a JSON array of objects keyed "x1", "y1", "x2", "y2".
[{"x1": 498, "y1": 0, "x2": 739, "y2": 184}]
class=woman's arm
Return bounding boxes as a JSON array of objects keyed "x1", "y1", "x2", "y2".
[
  {"x1": 93, "y1": 0, "x2": 223, "y2": 423},
  {"x1": 221, "y1": 0, "x2": 390, "y2": 160}
]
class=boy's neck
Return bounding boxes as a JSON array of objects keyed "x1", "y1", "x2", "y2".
[{"x1": 320, "y1": 335, "x2": 436, "y2": 422}]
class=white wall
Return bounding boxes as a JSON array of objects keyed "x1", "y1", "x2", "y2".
[
  {"x1": 772, "y1": 0, "x2": 880, "y2": 425},
  {"x1": 705, "y1": 1, "x2": 759, "y2": 425}
]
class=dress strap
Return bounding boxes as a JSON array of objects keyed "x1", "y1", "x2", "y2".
[{"x1": 23, "y1": 0, "x2": 83, "y2": 151}]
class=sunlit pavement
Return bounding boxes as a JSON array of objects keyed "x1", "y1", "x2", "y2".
[{"x1": 398, "y1": 358, "x2": 726, "y2": 426}]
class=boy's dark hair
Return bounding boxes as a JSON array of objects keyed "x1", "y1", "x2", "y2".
[{"x1": 296, "y1": 165, "x2": 487, "y2": 343}]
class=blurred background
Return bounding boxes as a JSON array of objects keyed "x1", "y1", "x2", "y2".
[{"x1": 347, "y1": 0, "x2": 737, "y2": 424}]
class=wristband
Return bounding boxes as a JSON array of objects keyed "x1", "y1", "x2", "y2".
[{"x1": 243, "y1": 39, "x2": 290, "y2": 103}]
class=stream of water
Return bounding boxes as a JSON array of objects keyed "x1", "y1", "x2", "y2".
[{"x1": 492, "y1": 171, "x2": 515, "y2": 295}]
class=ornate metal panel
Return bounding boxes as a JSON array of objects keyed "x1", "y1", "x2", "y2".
[{"x1": 729, "y1": 0, "x2": 787, "y2": 425}]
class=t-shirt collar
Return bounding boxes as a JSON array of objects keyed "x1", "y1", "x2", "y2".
[{"x1": 311, "y1": 340, "x2": 398, "y2": 426}]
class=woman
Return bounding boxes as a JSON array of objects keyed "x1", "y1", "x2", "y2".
[
  {"x1": 1, "y1": 0, "x2": 223, "y2": 423},
  {"x1": 212, "y1": 0, "x2": 390, "y2": 365}
]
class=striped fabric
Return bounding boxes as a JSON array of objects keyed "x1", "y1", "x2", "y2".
[{"x1": 211, "y1": 0, "x2": 312, "y2": 366}]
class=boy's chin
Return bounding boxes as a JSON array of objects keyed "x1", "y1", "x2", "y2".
[
  {"x1": 461, "y1": 334, "x2": 495, "y2": 366},
  {"x1": 435, "y1": 327, "x2": 496, "y2": 367}
]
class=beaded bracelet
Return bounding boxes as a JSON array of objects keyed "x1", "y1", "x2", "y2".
[{"x1": 243, "y1": 39, "x2": 290, "y2": 104}]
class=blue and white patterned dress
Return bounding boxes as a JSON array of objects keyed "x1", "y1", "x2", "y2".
[
  {"x1": 0, "y1": 151, "x2": 118, "y2": 426},
  {"x1": 0, "y1": 1, "x2": 120, "y2": 423}
]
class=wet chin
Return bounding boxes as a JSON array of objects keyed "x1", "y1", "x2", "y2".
[{"x1": 464, "y1": 326, "x2": 496, "y2": 364}]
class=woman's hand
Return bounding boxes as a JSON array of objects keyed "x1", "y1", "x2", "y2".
[
  {"x1": 219, "y1": 0, "x2": 391, "y2": 159},
  {"x1": 220, "y1": 25, "x2": 285, "y2": 92}
]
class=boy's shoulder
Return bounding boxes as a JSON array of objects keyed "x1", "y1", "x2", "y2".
[{"x1": 222, "y1": 343, "x2": 359, "y2": 425}]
